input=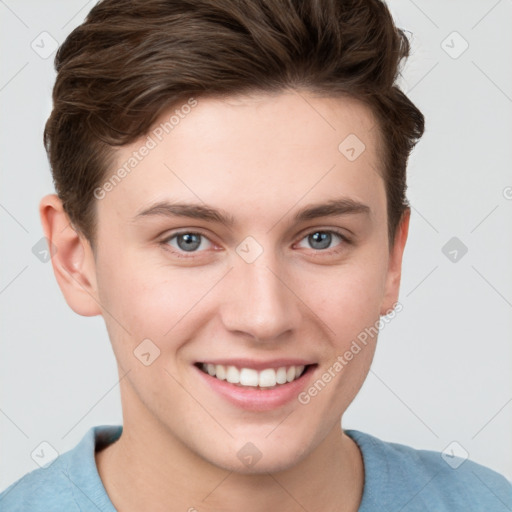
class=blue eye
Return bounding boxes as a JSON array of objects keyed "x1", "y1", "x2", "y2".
[
  {"x1": 297, "y1": 230, "x2": 346, "y2": 251},
  {"x1": 162, "y1": 229, "x2": 348, "y2": 258},
  {"x1": 166, "y1": 232, "x2": 212, "y2": 252}
]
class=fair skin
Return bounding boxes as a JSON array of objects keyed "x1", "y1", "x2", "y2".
[{"x1": 40, "y1": 90, "x2": 409, "y2": 512}]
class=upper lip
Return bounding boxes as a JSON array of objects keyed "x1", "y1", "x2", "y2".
[{"x1": 196, "y1": 358, "x2": 316, "y2": 371}]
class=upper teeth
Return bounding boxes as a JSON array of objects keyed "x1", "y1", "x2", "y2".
[{"x1": 201, "y1": 363, "x2": 306, "y2": 388}]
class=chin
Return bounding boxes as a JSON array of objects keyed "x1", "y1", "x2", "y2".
[{"x1": 203, "y1": 439, "x2": 310, "y2": 475}]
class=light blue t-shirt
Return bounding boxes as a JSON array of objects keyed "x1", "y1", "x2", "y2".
[{"x1": 1, "y1": 425, "x2": 511, "y2": 511}]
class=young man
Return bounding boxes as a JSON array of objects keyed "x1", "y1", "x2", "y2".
[{"x1": 1, "y1": 0, "x2": 511, "y2": 510}]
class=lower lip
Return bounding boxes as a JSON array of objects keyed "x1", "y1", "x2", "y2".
[{"x1": 193, "y1": 364, "x2": 317, "y2": 411}]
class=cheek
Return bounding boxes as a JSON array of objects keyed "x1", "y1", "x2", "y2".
[
  {"x1": 323, "y1": 254, "x2": 388, "y2": 394},
  {"x1": 307, "y1": 255, "x2": 388, "y2": 337},
  {"x1": 95, "y1": 249, "x2": 171, "y2": 346},
  {"x1": 305, "y1": 266, "x2": 385, "y2": 411},
  {"x1": 95, "y1": 248, "x2": 218, "y2": 360}
]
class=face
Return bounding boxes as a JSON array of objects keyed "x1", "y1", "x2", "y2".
[{"x1": 70, "y1": 91, "x2": 407, "y2": 473}]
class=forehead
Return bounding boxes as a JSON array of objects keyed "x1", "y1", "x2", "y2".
[{"x1": 99, "y1": 91, "x2": 385, "y2": 225}]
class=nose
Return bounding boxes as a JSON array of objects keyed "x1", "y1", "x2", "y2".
[{"x1": 219, "y1": 252, "x2": 302, "y2": 342}]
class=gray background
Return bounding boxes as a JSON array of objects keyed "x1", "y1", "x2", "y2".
[{"x1": 1, "y1": 0, "x2": 511, "y2": 491}]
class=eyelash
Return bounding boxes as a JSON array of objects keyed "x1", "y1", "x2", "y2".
[{"x1": 160, "y1": 229, "x2": 351, "y2": 259}]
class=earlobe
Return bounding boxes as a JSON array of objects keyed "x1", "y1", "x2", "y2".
[
  {"x1": 39, "y1": 194, "x2": 102, "y2": 317},
  {"x1": 380, "y1": 208, "x2": 410, "y2": 316}
]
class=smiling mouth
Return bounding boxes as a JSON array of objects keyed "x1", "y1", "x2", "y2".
[{"x1": 195, "y1": 362, "x2": 315, "y2": 389}]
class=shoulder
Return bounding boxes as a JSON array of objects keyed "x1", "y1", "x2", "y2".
[
  {"x1": 0, "y1": 425, "x2": 122, "y2": 512},
  {"x1": 0, "y1": 456, "x2": 76, "y2": 511},
  {"x1": 346, "y1": 429, "x2": 512, "y2": 511}
]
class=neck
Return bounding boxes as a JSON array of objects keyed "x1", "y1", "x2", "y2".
[{"x1": 95, "y1": 388, "x2": 364, "y2": 512}]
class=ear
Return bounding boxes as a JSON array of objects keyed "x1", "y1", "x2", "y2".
[
  {"x1": 39, "y1": 194, "x2": 101, "y2": 316},
  {"x1": 380, "y1": 208, "x2": 410, "y2": 315}
]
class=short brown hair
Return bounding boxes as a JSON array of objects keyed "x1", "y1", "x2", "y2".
[{"x1": 44, "y1": 0, "x2": 424, "y2": 247}]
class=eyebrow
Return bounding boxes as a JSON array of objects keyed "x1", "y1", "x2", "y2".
[
  {"x1": 292, "y1": 198, "x2": 370, "y2": 222},
  {"x1": 132, "y1": 197, "x2": 371, "y2": 227}
]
